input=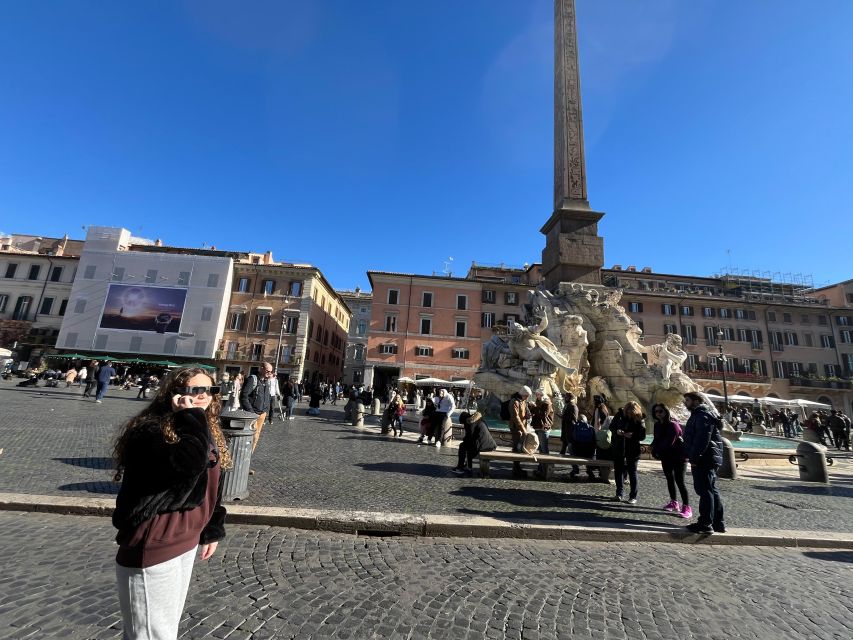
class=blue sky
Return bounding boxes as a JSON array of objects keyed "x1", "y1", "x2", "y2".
[{"x1": 1, "y1": 1, "x2": 851, "y2": 291}]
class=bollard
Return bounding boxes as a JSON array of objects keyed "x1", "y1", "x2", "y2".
[
  {"x1": 343, "y1": 398, "x2": 354, "y2": 421},
  {"x1": 718, "y1": 437, "x2": 737, "y2": 479},
  {"x1": 371, "y1": 397, "x2": 381, "y2": 416},
  {"x1": 352, "y1": 401, "x2": 365, "y2": 428},
  {"x1": 219, "y1": 409, "x2": 258, "y2": 501},
  {"x1": 796, "y1": 441, "x2": 830, "y2": 483},
  {"x1": 439, "y1": 415, "x2": 453, "y2": 446}
]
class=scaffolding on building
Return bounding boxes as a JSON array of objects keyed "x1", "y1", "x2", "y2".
[{"x1": 713, "y1": 267, "x2": 823, "y2": 306}]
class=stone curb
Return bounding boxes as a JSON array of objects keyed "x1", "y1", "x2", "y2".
[{"x1": 2, "y1": 492, "x2": 852, "y2": 549}]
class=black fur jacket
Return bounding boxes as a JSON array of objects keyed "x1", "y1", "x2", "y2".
[{"x1": 112, "y1": 407, "x2": 226, "y2": 544}]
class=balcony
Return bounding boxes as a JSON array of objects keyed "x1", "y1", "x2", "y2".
[
  {"x1": 688, "y1": 369, "x2": 770, "y2": 384},
  {"x1": 789, "y1": 377, "x2": 852, "y2": 390},
  {"x1": 770, "y1": 343, "x2": 784, "y2": 352}
]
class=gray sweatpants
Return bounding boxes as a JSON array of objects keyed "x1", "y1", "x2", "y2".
[{"x1": 116, "y1": 546, "x2": 197, "y2": 639}]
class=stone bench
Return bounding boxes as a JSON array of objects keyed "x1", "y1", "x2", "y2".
[{"x1": 478, "y1": 450, "x2": 613, "y2": 481}]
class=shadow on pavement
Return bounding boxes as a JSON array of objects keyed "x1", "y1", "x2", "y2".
[
  {"x1": 750, "y1": 483, "x2": 853, "y2": 498},
  {"x1": 356, "y1": 462, "x2": 455, "y2": 477},
  {"x1": 58, "y1": 481, "x2": 119, "y2": 495},
  {"x1": 453, "y1": 505, "x2": 679, "y2": 530},
  {"x1": 801, "y1": 550, "x2": 853, "y2": 564},
  {"x1": 53, "y1": 457, "x2": 115, "y2": 470}
]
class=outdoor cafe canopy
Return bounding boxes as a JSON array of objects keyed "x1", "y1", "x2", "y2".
[{"x1": 413, "y1": 377, "x2": 451, "y2": 387}]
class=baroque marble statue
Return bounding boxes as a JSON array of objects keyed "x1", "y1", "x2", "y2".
[{"x1": 475, "y1": 283, "x2": 702, "y2": 420}]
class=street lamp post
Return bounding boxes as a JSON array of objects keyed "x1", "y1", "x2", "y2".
[{"x1": 716, "y1": 328, "x2": 729, "y2": 409}]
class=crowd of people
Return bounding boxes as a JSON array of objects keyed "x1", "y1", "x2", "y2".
[{"x1": 457, "y1": 386, "x2": 727, "y2": 535}]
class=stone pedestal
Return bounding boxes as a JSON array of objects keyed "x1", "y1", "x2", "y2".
[{"x1": 541, "y1": 206, "x2": 604, "y2": 289}]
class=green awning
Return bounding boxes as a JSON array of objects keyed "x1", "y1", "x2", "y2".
[{"x1": 147, "y1": 360, "x2": 179, "y2": 367}]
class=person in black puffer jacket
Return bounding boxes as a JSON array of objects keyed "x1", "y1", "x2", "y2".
[
  {"x1": 453, "y1": 411, "x2": 497, "y2": 476},
  {"x1": 112, "y1": 367, "x2": 232, "y2": 639},
  {"x1": 682, "y1": 391, "x2": 726, "y2": 534},
  {"x1": 609, "y1": 402, "x2": 647, "y2": 503}
]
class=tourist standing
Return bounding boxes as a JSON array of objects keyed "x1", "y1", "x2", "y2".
[
  {"x1": 682, "y1": 391, "x2": 726, "y2": 534},
  {"x1": 828, "y1": 410, "x2": 848, "y2": 451},
  {"x1": 418, "y1": 397, "x2": 437, "y2": 444},
  {"x1": 569, "y1": 414, "x2": 599, "y2": 480},
  {"x1": 390, "y1": 394, "x2": 406, "y2": 437},
  {"x1": 112, "y1": 367, "x2": 230, "y2": 639},
  {"x1": 83, "y1": 361, "x2": 98, "y2": 397},
  {"x1": 509, "y1": 386, "x2": 532, "y2": 478},
  {"x1": 432, "y1": 388, "x2": 456, "y2": 449},
  {"x1": 77, "y1": 365, "x2": 88, "y2": 388},
  {"x1": 650, "y1": 403, "x2": 691, "y2": 518},
  {"x1": 559, "y1": 392, "x2": 579, "y2": 456},
  {"x1": 239, "y1": 363, "x2": 274, "y2": 450},
  {"x1": 609, "y1": 401, "x2": 646, "y2": 503},
  {"x1": 531, "y1": 389, "x2": 554, "y2": 477},
  {"x1": 95, "y1": 361, "x2": 116, "y2": 403},
  {"x1": 592, "y1": 399, "x2": 613, "y2": 469},
  {"x1": 239, "y1": 365, "x2": 273, "y2": 416},
  {"x1": 282, "y1": 377, "x2": 298, "y2": 419},
  {"x1": 839, "y1": 411, "x2": 852, "y2": 451}
]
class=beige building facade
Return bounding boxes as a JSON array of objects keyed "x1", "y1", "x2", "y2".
[
  {"x1": 338, "y1": 288, "x2": 372, "y2": 386},
  {"x1": 0, "y1": 234, "x2": 83, "y2": 364},
  {"x1": 218, "y1": 257, "x2": 350, "y2": 385},
  {"x1": 606, "y1": 267, "x2": 853, "y2": 413}
]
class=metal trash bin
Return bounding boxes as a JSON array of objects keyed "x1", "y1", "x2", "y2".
[
  {"x1": 219, "y1": 408, "x2": 258, "y2": 500},
  {"x1": 796, "y1": 441, "x2": 829, "y2": 483},
  {"x1": 718, "y1": 437, "x2": 737, "y2": 480}
]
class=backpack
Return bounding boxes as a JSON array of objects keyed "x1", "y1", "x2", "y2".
[
  {"x1": 500, "y1": 399, "x2": 511, "y2": 421},
  {"x1": 573, "y1": 421, "x2": 595, "y2": 444},
  {"x1": 595, "y1": 416, "x2": 613, "y2": 450}
]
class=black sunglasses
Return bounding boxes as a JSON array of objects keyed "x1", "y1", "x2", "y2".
[{"x1": 176, "y1": 386, "x2": 221, "y2": 396}]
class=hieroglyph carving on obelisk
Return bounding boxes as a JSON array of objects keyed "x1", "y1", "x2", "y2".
[{"x1": 554, "y1": 0, "x2": 587, "y2": 209}]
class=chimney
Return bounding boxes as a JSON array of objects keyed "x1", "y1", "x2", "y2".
[
  {"x1": 641, "y1": 267, "x2": 652, "y2": 273},
  {"x1": 264, "y1": 251, "x2": 273, "y2": 264},
  {"x1": 626, "y1": 265, "x2": 637, "y2": 272},
  {"x1": 355, "y1": 286, "x2": 361, "y2": 294},
  {"x1": 612, "y1": 265, "x2": 622, "y2": 270}
]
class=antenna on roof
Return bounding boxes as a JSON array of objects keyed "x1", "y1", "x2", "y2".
[{"x1": 442, "y1": 257, "x2": 454, "y2": 277}]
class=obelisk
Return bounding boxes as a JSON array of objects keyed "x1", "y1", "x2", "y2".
[{"x1": 541, "y1": 0, "x2": 604, "y2": 289}]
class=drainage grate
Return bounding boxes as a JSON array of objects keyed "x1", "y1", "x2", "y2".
[{"x1": 356, "y1": 529, "x2": 402, "y2": 537}]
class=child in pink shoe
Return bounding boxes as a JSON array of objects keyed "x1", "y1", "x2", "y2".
[{"x1": 650, "y1": 404, "x2": 692, "y2": 519}]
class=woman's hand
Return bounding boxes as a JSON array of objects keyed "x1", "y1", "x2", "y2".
[
  {"x1": 199, "y1": 541, "x2": 218, "y2": 560},
  {"x1": 172, "y1": 394, "x2": 195, "y2": 412}
]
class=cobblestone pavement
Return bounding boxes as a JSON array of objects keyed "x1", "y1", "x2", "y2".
[
  {"x1": 1, "y1": 511, "x2": 852, "y2": 640},
  {"x1": 2, "y1": 383, "x2": 853, "y2": 534}
]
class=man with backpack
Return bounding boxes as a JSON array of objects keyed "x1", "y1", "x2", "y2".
[
  {"x1": 569, "y1": 414, "x2": 598, "y2": 480},
  {"x1": 240, "y1": 363, "x2": 275, "y2": 451},
  {"x1": 683, "y1": 391, "x2": 726, "y2": 534}
]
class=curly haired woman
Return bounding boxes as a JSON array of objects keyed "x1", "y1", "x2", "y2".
[{"x1": 112, "y1": 367, "x2": 232, "y2": 639}]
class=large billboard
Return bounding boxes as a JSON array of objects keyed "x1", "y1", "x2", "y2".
[{"x1": 99, "y1": 284, "x2": 187, "y2": 334}]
